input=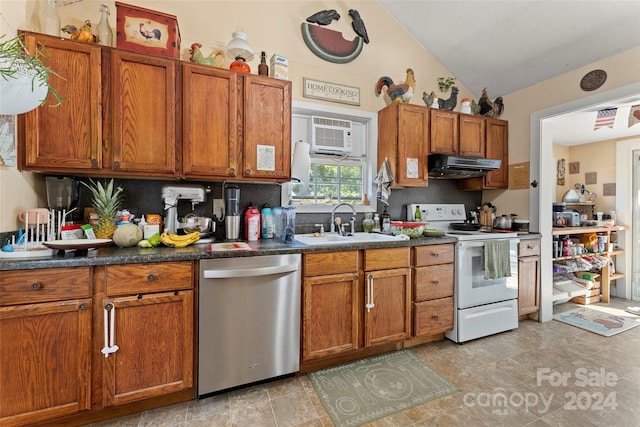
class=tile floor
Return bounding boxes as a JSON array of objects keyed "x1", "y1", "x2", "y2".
[{"x1": 91, "y1": 298, "x2": 640, "y2": 427}]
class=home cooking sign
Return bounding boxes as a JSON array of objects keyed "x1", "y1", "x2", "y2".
[{"x1": 303, "y1": 78, "x2": 360, "y2": 106}]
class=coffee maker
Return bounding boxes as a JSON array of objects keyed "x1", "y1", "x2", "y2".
[{"x1": 224, "y1": 186, "x2": 241, "y2": 240}]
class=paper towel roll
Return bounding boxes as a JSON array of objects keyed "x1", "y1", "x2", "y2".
[{"x1": 291, "y1": 141, "x2": 310, "y2": 189}]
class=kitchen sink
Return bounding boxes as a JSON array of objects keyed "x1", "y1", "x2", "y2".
[{"x1": 295, "y1": 232, "x2": 403, "y2": 246}]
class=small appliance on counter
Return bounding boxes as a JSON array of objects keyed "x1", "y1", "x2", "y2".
[{"x1": 224, "y1": 186, "x2": 241, "y2": 240}]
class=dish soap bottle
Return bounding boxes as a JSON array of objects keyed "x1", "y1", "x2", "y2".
[
  {"x1": 372, "y1": 214, "x2": 381, "y2": 232},
  {"x1": 381, "y1": 207, "x2": 391, "y2": 233},
  {"x1": 414, "y1": 205, "x2": 422, "y2": 221}
]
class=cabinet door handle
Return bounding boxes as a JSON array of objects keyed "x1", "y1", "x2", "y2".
[
  {"x1": 365, "y1": 274, "x2": 375, "y2": 312},
  {"x1": 433, "y1": 280, "x2": 440, "y2": 285},
  {"x1": 91, "y1": 158, "x2": 98, "y2": 167},
  {"x1": 31, "y1": 282, "x2": 42, "y2": 290},
  {"x1": 245, "y1": 168, "x2": 251, "y2": 175},
  {"x1": 432, "y1": 252, "x2": 439, "y2": 257},
  {"x1": 229, "y1": 168, "x2": 236, "y2": 176},
  {"x1": 101, "y1": 303, "x2": 119, "y2": 358},
  {"x1": 147, "y1": 274, "x2": 155, "y2": 281},
  {"x1": 433, "y1": 314, "x2": 439, "y2": 321},
  {"x1": 113, "y1": 161, "x2": 120, "y2": 169}
]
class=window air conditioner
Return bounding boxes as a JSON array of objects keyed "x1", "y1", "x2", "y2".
[{"x1": 310, "y1": 116, "x2": 353, "y2": 155}]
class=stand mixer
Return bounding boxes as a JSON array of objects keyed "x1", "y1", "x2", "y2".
[{"x1": 161, "y1": 184, "x2": 211, "y2": 234}]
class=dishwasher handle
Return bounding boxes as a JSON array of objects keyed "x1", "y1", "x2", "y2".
[{"x1": 203, "y1": 263, "x2": 299, "y2": 279}]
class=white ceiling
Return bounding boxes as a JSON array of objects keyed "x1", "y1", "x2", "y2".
[{"x1": 377, "y1": 0, "x2": 640, "y2": 146}]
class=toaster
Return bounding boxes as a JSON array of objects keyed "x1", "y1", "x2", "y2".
[{"x1": 560, "y1": 211, "x2": 581, "y2": 227}]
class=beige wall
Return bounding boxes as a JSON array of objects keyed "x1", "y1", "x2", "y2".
[
  {"x1": 1, "y1": 1, "x2": 639, "y2": 231},
  {"x1": 553, "y1": 138, "x2": 626, "y2": 214}
]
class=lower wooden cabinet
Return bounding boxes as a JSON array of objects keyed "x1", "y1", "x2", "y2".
[
  {"x1": 518, "y1": 239, "x2": 541, "y2": 316},
  {"x1": 302, "y1": 251, "x2": 360, "y2": 361},
  {"x1": 363, "y1": 248, "x2": 412, "y2": 347},
  {"x1": 0, "y1": 268, "x2": 92, "y2": 427},
  {"x1": 412, "y1": 244, "x2": 455, "y2": 337},
  {"x1": 98, "y1": 262, "x2": 194, "y2": 407}
]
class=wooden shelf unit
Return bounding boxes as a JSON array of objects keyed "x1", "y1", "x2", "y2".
[{"x1": 552, "y1": 226, "x2": 625, "y2": 304}]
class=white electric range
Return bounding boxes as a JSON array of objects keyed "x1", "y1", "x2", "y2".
[{"x1": 408, "y1": 204, "x2": 520, "y2": 343}]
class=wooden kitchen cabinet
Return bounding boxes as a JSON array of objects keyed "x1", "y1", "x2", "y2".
[
  {"x1": 302, "y1": 251, "x2": 360, "y2": 361},
  {"x1": 363, "y1": 248, "x2": 412, "y2": 347},
  {"x1": 412, "y1": 244, "x2": 455, "y2": 336},
  {"x1": 96, "y1": 262, "x2": 194, "y2": 407},
  {"x1": 378, "y1": 103, "x2": 429, "y2": 187},
  {"x1": 18, "y1": 33, "x2": 103, "y2": 172},
  {"x1": 458, "y1": 117, "x2": 509, "y2": 190},
  {"x1": 0, "y1": 268, "x2": 92, "y2": 427},
  {"x1": 182, "y1": 64, "x2": 291, "y2": 181},
  {"x1": 518, "y1": 239, "x2": 541, "y2": 316},
  {"x1": 429, "y1": 110, "x2": 485, "y2": 157},
  {"x1": 108, "y1": 50, "x2": 178, "y2": 177}
]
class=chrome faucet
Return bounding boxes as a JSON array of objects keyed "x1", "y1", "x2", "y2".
[{"x1": 331, "y1": 203, "x2": 357, "y2": 235}]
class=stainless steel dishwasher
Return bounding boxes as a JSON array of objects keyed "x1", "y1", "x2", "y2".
[{"x1": 198, "y1": 254, "x2": 301, "y2": 397}]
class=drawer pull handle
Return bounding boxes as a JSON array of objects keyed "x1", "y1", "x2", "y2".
[
  {"x1": 147, "y1": 274, "x2": 155, "y2": 281},
  {"x1": 432, "y1": 314, "x2": 439, "y2": 321},
  {"x1": 31, "y1": 282, "x2": 42, "y2": 290},
  {"x1": 78, "y1": 303, "x2": 87, "y2": 311},
  {"x1": 527, "y1": 245, "x2": 533, "y2": 250},
  {"x1": 432, "y1": 252, "x2": 439, "y2": 257},
  {"x1": 433, "y1": 280, "x2": 440, "y2": 285}
]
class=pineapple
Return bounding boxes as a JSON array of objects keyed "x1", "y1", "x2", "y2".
[{"x1": 82, "y1": 178, "x2": 124, "y2": 239}]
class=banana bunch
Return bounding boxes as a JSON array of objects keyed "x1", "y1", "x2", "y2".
[{"x1": 160, "y1": 231, "x2": 200, "y2": 248}]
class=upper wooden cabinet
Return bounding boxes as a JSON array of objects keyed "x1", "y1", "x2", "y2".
[
  {"x1": 108, "y1": 50, "x2": 178, "y2": 177},
  {"x1": 18, "y1": 32, "x2": 291, "y2": 183},
  {"x1": 430, "y1": 109, "x2": 486, "y2": 157},
  {"x1": 19, "y1": 33, "x2": 103, "y2": 172},
  {"x1": 458, "y1": 117, "x2": 509, "y2": 190},
  {"x1": 182, "y1": 66, "x2": 291, "y2": 181},
  {"x1": 378, "y1": 103, "x2": 429, "y2": 187}
]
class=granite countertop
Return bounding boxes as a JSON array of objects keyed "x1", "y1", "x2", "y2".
[{"x1": 0, "y1": 235, "x2": 458, "y2": 271}]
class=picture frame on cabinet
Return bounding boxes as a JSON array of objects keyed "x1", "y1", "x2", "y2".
[{"x1": 115, "y1": 2, "x2": 181, "y2": 59}]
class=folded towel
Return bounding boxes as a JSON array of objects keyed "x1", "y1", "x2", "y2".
[
  {"x1": 484, "y1": 240, "x2": 511, "y2": 279},
  {"x1": 375, "y1": 157, "x2": 393, "y2": 205}
]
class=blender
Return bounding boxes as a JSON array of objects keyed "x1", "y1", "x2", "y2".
[{"x1": 224, "y1": 186, "x2": 241, "y2": 240}]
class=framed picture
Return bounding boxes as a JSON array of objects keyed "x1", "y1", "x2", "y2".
[{"x1": 115, "y1": 2, "x2": 181, "y2": 59}]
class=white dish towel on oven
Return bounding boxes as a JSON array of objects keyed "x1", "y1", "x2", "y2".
[{"x1": 484, "y1": 240, "x2": 511, "y2": 279}]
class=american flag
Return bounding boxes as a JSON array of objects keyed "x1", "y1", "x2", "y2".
[{"x1": 594, "y1": 108, "x2": 617, "y2": 130}]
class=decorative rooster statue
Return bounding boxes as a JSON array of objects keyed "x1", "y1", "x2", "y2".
[
  {"x1": 375, "y1": 68, "x2": 415, "y2": 103},
  {"x1": 189, "y1": 43, "x2": 225, "y2": 67},
  {"x1": 478, "y1": 87, "x2": 504, "y2": 118},
  {"x1": 423, "y1": 87, "x2": 459, "y2": 110}
]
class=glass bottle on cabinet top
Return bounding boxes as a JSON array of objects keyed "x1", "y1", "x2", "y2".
[
  {"x1": 258, "y1": 51, "x2": 268, "y2": 76},
  {"x1": 96, "y1": 3, "x2": 113, "y2": 47},
  {"x1": 40, "y1": 0, "x2": 61, "y2": 37}
]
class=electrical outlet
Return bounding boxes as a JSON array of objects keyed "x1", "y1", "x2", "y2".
[{"x1": 213, "y1": 199, "x2": 225, "y2": 219}]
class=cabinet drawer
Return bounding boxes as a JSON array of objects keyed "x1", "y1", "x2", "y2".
[
  {"x1": 364, "y1": 247, "x2": 409, "y2": 271},
  {"x1": 106, "y1": 262, "x2": 193, "y2": 295},
  {"x1": 0, "y1": 267, "x2": 91, "y2": 306},
  {"x1": 519, "y1": 239, "x2": 540, "y2": 257},
  {"x1": 414, "y1": 264, "x2": 454, "y2": 301},
  {"x1": 414, "y1": 297, "x2": 454, "y2": 336},
  {"x1": 304, "y1": 251, "x2": 359, "y2": 277},
  {"x1": 414, "y1": 244, "x2": 454, "y2": 266}
]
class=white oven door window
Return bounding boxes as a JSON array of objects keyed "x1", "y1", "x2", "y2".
[{"x1": 456, "y1": 239, "x2": 519, "y2": 309}]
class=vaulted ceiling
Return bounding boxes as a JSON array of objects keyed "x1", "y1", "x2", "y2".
[{"x1": 377, "y1": 0, "x2": 640, "y2": 146}]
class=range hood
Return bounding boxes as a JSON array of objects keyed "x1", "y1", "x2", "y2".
[{"x1": 428, "y1": 154, "x2": 501, "y2": 179}]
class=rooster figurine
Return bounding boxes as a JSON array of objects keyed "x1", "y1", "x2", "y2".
[
  {"x1": 376, "y1": 68, "x2": 415, "y2": 103},
  {"x1": 61, "y1": 20, "x2": 96, "y2": 43},
  {"x1": 189, "y1": 43, "x2": 224, "y2": 67},
  {"x1": 478, "y1": 88, "x2": 504, "y2": 118}
]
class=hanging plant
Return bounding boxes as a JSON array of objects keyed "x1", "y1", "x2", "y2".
[
  {"x1": 0, "y1": 33, "x2": 63, "y2": 115},
  {"x1": 437, "y1": 76, "x2": 456, "y2": 93}
]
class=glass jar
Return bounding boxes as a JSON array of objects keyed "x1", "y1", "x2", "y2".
[
  {"x1": 96, "y1": 4, "x2": 113, "y2": 47},
  {"x1": 362, "y1": 212, "x2": 375, "y2": 233}
]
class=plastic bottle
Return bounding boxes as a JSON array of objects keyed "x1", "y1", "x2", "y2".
[
  {"x1": 258, "y1": 51, "x2": 269, "y2": 76},
  {"x1": 372, "y1": 214, "x2": 381, "y2": 232},
  {"x1": 272, "y1": 206, "x2": 282, "y2": 239},
  {"x1": 244, "y1": 203, "x2": 260, "y2": 241},
  {"x1": 261, "y1": 203, "x2": 274, "y2": 239},
  {"x1": 381, "y1": 207, "x2": 391, "y2": 233},
  {"x1": 414, "y1": 205, "x2": 422, "y2": 221},
  {"x1": 460, "y1": 98, "x2": 471, "y2": 114}
]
